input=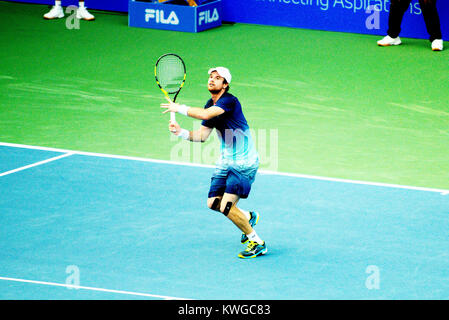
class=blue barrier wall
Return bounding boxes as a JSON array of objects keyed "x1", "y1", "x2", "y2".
[
  {"x1": 4, "y1": 0, "x2": 128, "y2": 12},
  {"x1": 222, "y1": 0, "x2": 448, "y2": 41},
  {"x1": 5, "y1": 0, "x2": 448, "y2": 40}
]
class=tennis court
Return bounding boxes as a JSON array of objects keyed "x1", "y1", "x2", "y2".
[
  {"x1": 1, "y1": 142, "x2": 448, "y2": 299},
  {"x1": 1, "y1": 1, "x2": 448, "y2": 300}
]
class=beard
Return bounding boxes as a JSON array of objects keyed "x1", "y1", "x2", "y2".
[{"x1": 208, "y1": 88, "x2": 221, "y2": 94}]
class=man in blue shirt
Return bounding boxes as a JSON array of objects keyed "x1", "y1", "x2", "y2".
[{"x1": 161, "y1": 67, "x2": 267, "y2": 259}]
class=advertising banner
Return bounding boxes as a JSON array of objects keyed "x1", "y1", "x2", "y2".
[
  {"x1": 6, "y1": 0, "x2": 448, "y2": 40},
  {"x1": 222, "y1": 0, "x2": 449, "y2": 41},
  {"x1": 128, "y1": 0, "x2": 222, "y2": 33}
]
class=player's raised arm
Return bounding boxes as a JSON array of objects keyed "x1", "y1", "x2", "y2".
[
  {"x1": 168, "y1": 121, "x2": 213, "y2": 143},
  {"x1": 161, "y1": 68, "x2": 230, "y2": 120},
  {"x1": 161, "y1": 99, "x2": 224, "y2": 121}
]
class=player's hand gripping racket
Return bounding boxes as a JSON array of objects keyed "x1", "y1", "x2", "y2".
[{"x1": 155, "y1": 53, "x2": 186, "y2": 132}]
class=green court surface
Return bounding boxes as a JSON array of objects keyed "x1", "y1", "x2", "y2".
[{"x1": 1, "y1": 1, "x2": 448, "y2": 190}]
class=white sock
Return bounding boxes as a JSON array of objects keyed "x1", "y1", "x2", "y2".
[
  {"x1": 246, "y1": 231, "x2": 263, "y2": 245},
  {"x1": 55, "y1": 1, "x2": 61, "y2": 7},
  {"x1": 238, "y1": 208, "x2": 251, "y2": 221},
  {"x1": 79, "y1": 1, "x2": 85, "y2": 8}
]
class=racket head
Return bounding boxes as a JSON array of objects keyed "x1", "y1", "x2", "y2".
[{"x1": 154, "y1": 53, "x2": 186, "y2": 102}]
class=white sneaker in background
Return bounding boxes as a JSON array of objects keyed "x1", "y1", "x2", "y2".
[
  {"x1": 431, "y1": 39, "x2": 443, "y2": 51},
  {"x1": 76, "y1": 7, "x2": 95, "y2": 21},
  {"x1": 43, "y1": 5, "x2": 64, "y2": 19},
  {"x1": 377, "y1": 35, "x2": 402, "y2": 47}
]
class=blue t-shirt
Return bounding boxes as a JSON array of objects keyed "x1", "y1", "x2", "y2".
[{"x1": 201, "y1": 93, "x2": 259, "y2": 167}]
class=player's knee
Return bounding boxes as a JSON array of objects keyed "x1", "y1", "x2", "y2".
[
  {"x1": 220, "y1": 201, "x2": 233, "y2": 216},
  {"x1": 207, "y1": 198, "x2": 221, "y2": 212}
]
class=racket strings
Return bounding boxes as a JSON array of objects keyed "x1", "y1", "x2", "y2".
[{"x1": 156, "y1": 56, "x2": 185, "y2": 94}]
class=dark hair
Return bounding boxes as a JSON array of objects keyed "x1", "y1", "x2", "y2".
[{"x1": 223, "y1": 79, "x2": 230, "y2": 93}]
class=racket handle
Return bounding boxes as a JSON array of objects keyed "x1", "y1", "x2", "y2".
[{"x1": 170, "y1": 112, "x2": 177, "y2": 133}]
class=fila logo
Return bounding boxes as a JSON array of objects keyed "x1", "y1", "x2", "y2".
[
  {"x1": 145, "y1": 9, "x2": 179, "y2": 25},
  {"x1": 198, "y1": 8, "x2": 219, "y2": 25}
]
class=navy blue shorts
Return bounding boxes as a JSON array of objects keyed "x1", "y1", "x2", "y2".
[{"x1": 208, "y1": 164, "x2": 258, "y2": 199}]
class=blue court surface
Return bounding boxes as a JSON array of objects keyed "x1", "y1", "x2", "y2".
[{"x1": 0, "y1": 143, "x2": 448, "y2": 300}]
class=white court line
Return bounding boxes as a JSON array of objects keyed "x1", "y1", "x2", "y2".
[
  {"x1": 259, "y1": 169, "x2": 449, "y2": 195},
  {"x1": 0, "y1": 276, "x2": 191, "y2": 300},
  {"x1": 0, "y1": 152, "x2": 73, "y2": 177},
  {"x1": 1, "y1": 141, "x2": 448, "y2": 194}
]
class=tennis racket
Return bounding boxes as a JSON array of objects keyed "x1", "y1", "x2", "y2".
[{"x1": 154, "y1": 53, "x2": 186, "y2": 127}]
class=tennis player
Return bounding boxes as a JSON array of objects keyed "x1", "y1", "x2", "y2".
[{"x1": 160, "y1": 67, "x2": 267, "y2": 259}]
